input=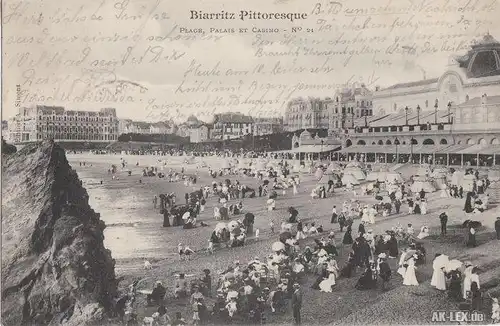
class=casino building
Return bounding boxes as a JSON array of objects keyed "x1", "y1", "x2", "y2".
[
  {"x1": 8, "y1": 106, "x2": 120, "y2": 144},
  {"x1": 336, "y1": 33, "x2": 500, "y2": 167}
]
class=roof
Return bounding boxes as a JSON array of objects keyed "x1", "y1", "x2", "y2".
[
  {"x1": 214, "y1": 113, "x2": 254, "y2": 124},
  {"x1": 383, "y1": 78, "x2": 439, "y2": 91},
  {"x1": 339, "y1": 144, "x2": 500, "y2": 155},
  {"x1": 458, "y1": 95, "x2": 500, "y2": 106},
  {"x1": 354, "y1": 110, "x2": 450, "y2": 127},
  {"x1": 276, "y1": 144, "x2": 341, "y2": 153}
]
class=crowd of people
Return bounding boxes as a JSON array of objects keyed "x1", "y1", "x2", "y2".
[{"x1": 106, "y1": 154, "x2": 499, "y2": 325}]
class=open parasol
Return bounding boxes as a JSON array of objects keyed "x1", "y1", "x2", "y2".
[
  {"x1": 279, "y1": 231, "x2": 292, "y2": 243},
  {"x1": 402, "y1": 249, "x2": 418, "y2": 261},
  {"x1": 272, "y1": 241, "x2": 286, "y2": 252},
  {"x1": 433, "y1": 254, "x2": 449, "y2": 270},
  {"x1": 445, "y1": 259, "x2": 463, "y2": 272},
  {"x1": 215, "y1": 222, "x2": 227, "y2": 231},
  {"x1": 227, "y1": 220, "x2": 240, "y2": 232}
]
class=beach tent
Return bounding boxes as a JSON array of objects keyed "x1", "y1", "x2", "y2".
[
  {"x1": 410, "y1": 176, "x2": 436, "y2": 193},
  {"x1": 327, "y1": 162, "x2": 342, "y2": 173},
  {"x1": 343, "y1": 166, "x2": 366, "y2": 180},
  {"x1": 366, "y1": 171, "x2": 388, "y2": 182},
  {"x1": 431, "y1": 168, "x2": 448, "y2": 179},
  {"x1": 487, "y1": 180, "x2": 500, "y2": 203},
  {"x1": 385, "y1": 173, "x2": 403, "y2": 184},
  {"x1": 341, "y1": 173, "x2": 360, "y2": 186},
  {"x1": 487, "y1": 170, "x2": 500, "y2": 182}
]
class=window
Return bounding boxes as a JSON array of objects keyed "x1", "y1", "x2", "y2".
[
  {"x1": 470, "y1": 50, "x2": 498, "y2": 77},
  {"x1": 393, "y1": 103, "x2": 397, "y2": 111},
  {"x1": 425, "y1": 100, "x2": 429, "y2": 108}
]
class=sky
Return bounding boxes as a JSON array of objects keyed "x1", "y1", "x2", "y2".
[{"x1": 2, "y1": 0, "x2": 500, "y2": 122}]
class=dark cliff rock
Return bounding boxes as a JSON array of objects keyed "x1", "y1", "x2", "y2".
[
  {"x1": 1, "y1": 137, "x2": 17, "y2": 154},
  {"x1": 1, "y1": 141, "x2": 117, "y2": 325}
]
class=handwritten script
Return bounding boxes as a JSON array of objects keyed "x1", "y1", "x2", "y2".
[{"x1": 2, "y1": 0, "x2": 498, "y2": 121}]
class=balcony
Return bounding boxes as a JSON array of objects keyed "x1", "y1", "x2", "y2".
[{"x1": 345, "y1": 123, "x2": 454, "y2": 136}]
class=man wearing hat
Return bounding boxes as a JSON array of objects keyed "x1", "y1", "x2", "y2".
[
  {"x1": 147, "y1": 281, "x2": 166, "y2": 305},
  {"x1": 495, "y1": 217, "x2": 500, "y2": 240},
  {"x1": 291, "y1": 283, "x2": 302, "y2": 325}
]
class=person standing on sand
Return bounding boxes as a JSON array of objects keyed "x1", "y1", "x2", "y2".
[
  {"x1": 185, "y1": 193, "x2": 189, "y2": 206},
  {"x1": 495, "y1": 217, "x2": 500, "y2": 240},
  {"x1": 291, "y1": 283, "x2": 302, "y2": 325},
  {"x1": 439, "y1": 212, "x2": 448, "y2": 235},
  {"x1": 153, "y1": 195, "x2": 158, "y2": 210}
]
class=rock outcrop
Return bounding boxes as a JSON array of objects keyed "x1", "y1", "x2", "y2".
[
  {"x1": 2, "y1": 137, "x2": 17, "y2": 154},
  {"x1": 2, "y1": 141, "x2": 117, "y2": 325}
]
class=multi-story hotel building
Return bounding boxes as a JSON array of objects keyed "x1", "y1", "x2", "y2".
[
  {"x1": 8, "y1": 106, "x2": 119, "y2": 144},
  {"x1": 253, "y1": 117, "x2": 284, "y2": 136},
  {"x1": 211, "y1": 113, "x2": 254, "y2": 140},
  {"x1": 284, "y1": 85, "x2": 373, "y2": 132}
]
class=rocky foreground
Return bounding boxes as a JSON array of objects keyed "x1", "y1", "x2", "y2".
[{"x1": 1, "y1": 141, "x2": 117, "y2": 325}]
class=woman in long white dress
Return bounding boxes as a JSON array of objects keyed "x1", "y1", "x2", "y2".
[
  {"x1": 420, "y1": 200, "x2": 427, "y2": 215},
  {"x1": 403, "y1": 255, "x2": 419, "y2": 286},
  {"x1": 319, "y1": 271, "x2": 336, "y2": 292},
  {"x1": 463, "y1": 266, "x2": 480, "y2": 299},
  {"x1": 430, "y1": 255, "x2": 447, "y2": 290},
  {"x1": 417, "y1": 226, "x2": 430, "y2": 239}
]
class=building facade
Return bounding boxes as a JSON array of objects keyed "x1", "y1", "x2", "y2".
[
  {"x1": 119, "y1": 119, "x2": 175, "y2": 135},
  {"x1": 284, "y1": 85, "x2": 373, "y2": 132},
  {"x1": 253, "y1": 117, "x2": 284, "y2": 136},
  {"x1": 190, "y1": 124, "x2": 210, "y2": 143},
  {"x1": 341, "y1": 94, "x2": 500, "y2": 148},
  {"x1": 8, "y1": 106, "x2": 119, "y2": 144},
  {"x1": 372, "y1": 33, "x2": 500, "y2": 116},
  {"x1": 212, "y1": 113, "x2": 254, "y2": 140}
]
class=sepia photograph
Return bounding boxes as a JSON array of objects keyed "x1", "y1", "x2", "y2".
[{"x1": 2, "y1": 0, "x2": 500, "y2": 324}]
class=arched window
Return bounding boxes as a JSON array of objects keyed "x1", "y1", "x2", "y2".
[
  {"x1": 386, "y1": 140, "x2": 392, "y2": 145},
  {"x1": 466, "y1": 138, "x2": 474, "y2": 145},
  {"x1": 478, "y1": 138, "x2": 487, "y2": 145},
  {"x1": 346, "y1": 139, "x2": 352, "y2": 147},
  {"x1": 423, "y1": 138, "x2": 435, "y2": 145},
  {"x1": 491, "y1": 138, "x2": 500, "y2": 145},
  {"x1": 378, "y1": 140, "x2": 384, "y2": 145},
  {"x1": 440, "y1": 139, "x2": 448, "y2": 145},
  {"x1": 357, "y1": 140, "x2": 366, "y2": 145}
]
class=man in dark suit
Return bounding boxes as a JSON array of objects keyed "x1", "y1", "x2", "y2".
[
  {"x1": 291, "y1": 283, "x2": 302, "y2": 325},
  {"x1": 495, "y1": 217, "x2": 500, "y2": 240},
  {"x1": 439, "y1": 212, "x2": 448, "y2": 235}
]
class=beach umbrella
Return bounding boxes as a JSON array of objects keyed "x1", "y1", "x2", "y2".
[
  {"x1": 402, "y1": 249, "x2": 418, "y2": 261},
  {"x1": 272, "y1": 241, "x2": 286, "y2": 252},
  {"x1": 279, "y1": 231, "x2": 292, "y2": 243},
  {"x1": 315, "y1": 168, "x2": 324, "y2": 180},
  {"x1": 215, "y1": 222, "x2": 227, "y2": 231},
  {"x1": 228, "y1": 220, "x2": 239, "y2": 232},
  {"x1": 433, "y1": 254, "x2": 450, "y2": 270},
  {"x1": 445, "y1": 259, "x2": 463, "y2": 272}
]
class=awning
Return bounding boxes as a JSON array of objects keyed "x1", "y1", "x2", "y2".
[
  {"x1": 277, "y1": 144, "x2": 341, "y2": 153},
  {"x1": 339, "y1": 144, "x2": 500, "y2": 155}
]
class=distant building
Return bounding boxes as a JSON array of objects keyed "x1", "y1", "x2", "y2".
[
  {"x1": 190, "y1": 124, "x2": 211, "y2": 143},
  {"x1": 175, "y1": 123, "x2": 191, "y2": 138},
  {"x1": 212, "y1": 113, "x2": 254, "y2": 140},
  {"x1": 253, "y1": 117, "x2": 284, "y2": 136},
  {"x1": 284, "y1": 85, "x2": 373, "y2": 132},
  {"x1": 8, "y1": 106, "x2": 119, "y2": 144},
  {"x1": 284, "y1": 97, "x2": 328, "y2": 131},
  {"x1": 118, "y1": 120, "x2": 175, "y2": 135}
]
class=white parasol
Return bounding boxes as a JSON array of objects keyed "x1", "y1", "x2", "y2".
[
  {"x1": 271, "y1": 241, "x2": 285, "y2": 252},
  {"x1": 402, "y1": 249, "x2": 418, "y2": 261},
  {"x1": 433, "y1": 254, "x2": 449, "y2": 270},
  {"x1": 215, "y1": 222, "x2": 227, "y2": 232},
  {"x1": 341, "y1": 173, "x2": 360, "y2": 185},
  {"x1": 445, "y1": 259, "x2": 463, "y2": 272},
  {"x1": 227, "y1": 220, "x2": 239, "y2": 232}
]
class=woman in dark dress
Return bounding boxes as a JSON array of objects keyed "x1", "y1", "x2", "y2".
[
  {"x1": 374, "y1": 236, "x2": 386, "y2": 256},
  {"x1": 358, "y1": 223, "x2": 366, "y2": 235},
  {"x1": 386, "y1": 233, "x2": 399, "y2": 258},
  {"x1": 340, "y1": 252, "x2": 356, "y2": 278},
  {"x1": 464, "y1": 192, "x2": 474, "y2": 213},
  {"x1": 343, "y1": 225, "x2": 354, "y2": 245},
  {"x1": 466, "y1": 226, "x2": 477, "y2": 247},
  {"x1": 355, "y1": 268, "x2": 376, "y2": 290},
  {"x1": 447, "y1": 269, "x2": 462, "y2": 301},
  {"x1": 338, "y1": 213, "x2": 346, "y2": 232}
]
